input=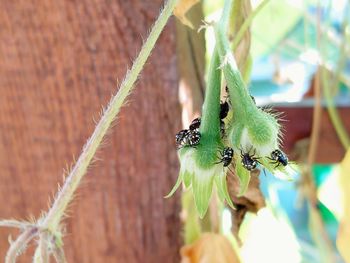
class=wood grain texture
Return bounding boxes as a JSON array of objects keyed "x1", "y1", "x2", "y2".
[
  {"x1": 276, "y1": 107, "x2": 350, "y2": 163},
  {"x1": 0, "y1": 0, "x2": 181, "y2": 262}
]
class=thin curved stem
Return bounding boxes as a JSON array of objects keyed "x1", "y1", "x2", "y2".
[
  {"x1": 321, "y1": 12, "x2": 350, "y2": 149},
  {"x1": 322, "y1": 68, "x2": 350, "y2": 149},
  {"x1": 199, "y1": 48, "x2": 221, "y2": 137},
  {"x1": 214, "y1": 0, "x2": 253, "y2": 116},
  {"x1": 33, "y1": 233, "x2": 50, "y2": 263},
  {"x1": 0, "y1": 220, "x2": 35, "y2": 229},
  {"x1": 304, "y1": 4, "x2": 336, "y2": 263},
  {"x1": 42, "y1": 0, "x2": 179, "y2": 231},
  {"x1": 5, "y1": 228, "x2": 38, "y2": 263},
  {"x1": 52, "y1": 246, "x2": 67, "y2": 263},
  {"x1": 231, "y1": 0, "x2": 269, "y2": 50},
  {"x1": 307, "y1": 74, "x2": 322, "y2": 165}
]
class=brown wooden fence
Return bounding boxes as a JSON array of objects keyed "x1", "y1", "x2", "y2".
[{"x1": 0, "y1": 1, "x2": 181, "y2": 262}]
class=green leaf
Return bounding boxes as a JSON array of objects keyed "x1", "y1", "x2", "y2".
[
  {"x1": 251, "y1": 0, "x2": 302, "y2": 58},
  {"x1": 192, "y1": 170, "x2": 215, "y2": 218},
  {"x1": 214, "y1": 172, "x2": 235, "y2": 209},
  {"x1": 165, "y1": 173, "x2": 183, "y2": 198},
  {"x1": 259, "y1": 157, "x2": 294, "y2": 181},
  {"x1": 183, "y1": 171, "x2": 192, "y2": 188},
  {"x1": 235, "y1": 160, "x2": 251, "y2": 196},
  {"x1": 173, "y1": 0, "x2": 200, "y2": 29},
  {"x1": 182, "y1": 191, "x2": 201, "y2": 244}
]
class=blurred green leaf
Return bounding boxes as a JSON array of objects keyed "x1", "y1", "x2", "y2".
[
  {"x1": 235, "y1": 161, "x2": 251, "y2": 196},
  {"x1": 203, "y1": 0, "x2": 224, "y2": 16},
  {"x1": 251, "y1": 0, "x2": 302, "y2": 58},
  {"x1": 182, "y1": 191, "x2": 202, "y2": 245},
  {"x1": 337, "y1": 149, "x2": 350, "y2": 263}
]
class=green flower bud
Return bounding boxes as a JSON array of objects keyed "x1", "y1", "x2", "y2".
[{"x1": 167, "y1": 49, "x2": 234, "y2": 218}]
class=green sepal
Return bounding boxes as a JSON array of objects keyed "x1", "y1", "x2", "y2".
[
  {"x1": 182, "y1": 191, "x2": 201, "y2": 245},
  {"x1": 164, "y1": 172, "x2": 183, "y2": 198},
  {"x1": 192, "y1": 171, "x2": 215, "y2": 219},
  {"x1": 228, "y1": 122, "x2": 244, "y2": 150},
  {"x1": 183, "y1": 171, "x2": 192, "y2": 188},
  {"x1": 259, "y1": 158, "x2": 293, "y2": 181},
  {"x1": 214, "y1": 172, "x2": 235, "y2": 209},
  {"x1": 235, "y1": 160, "x2": 251, "y2": 196}
]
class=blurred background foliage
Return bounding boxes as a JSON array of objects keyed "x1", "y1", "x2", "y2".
[{"x1": 180, "y1": 0, "x2": 350, "y2": 262}]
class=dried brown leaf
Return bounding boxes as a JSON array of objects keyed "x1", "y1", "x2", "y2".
[
  {"x1": 227, "y1": 170, "x2": 266, "y2": 242},
  {"x1": 180, "y1": 233, "x2": 241, "y2": 263},
  {"x1": 174, "y1": 0, "x2": 200, "y2": 29}
]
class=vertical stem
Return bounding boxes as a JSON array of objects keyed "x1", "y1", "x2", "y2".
[
  {"x1": 231, "y1": 0, "x2": 269, "y2": 51},
  {"x1": 199, "y1": 48, "x2": 221, "y2": 137},
  {"x1": 322, "y1": 67, "x2": 350, "y2": 149},
  {"x1": 321, "y1": 9, "x2": 350, "y2": 149},
  {"x1": 307, "y1": 74, "x2": 322, "y2": 165},
  {"x1": 33, "y1": 233, "x2": 50, "y2": 263},
  {"x1": 305, "y1": 3, "x2": 336, "y2": 262},
  {"x1": 215, "y1": 0, "x2": 253, "y2": 115},
  {"x1": 42, "y1": 0, "x2": 179, "y2": 231},
  {"x1": 52, "y1": 246, "x2": 67, "y2": 263}
]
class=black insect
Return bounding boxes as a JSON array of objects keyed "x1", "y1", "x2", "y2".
[
  {"x1": 175, "y1": 129, "x2": 201, "y2": 148},
  {"x1": 240, "y1": 148, "x2": 260, "y2": 171},
  {"x1": 219, "y1": 100, "x2": 230, "y2": 138},
  {"x1": 216, "y1": 147, "x2": 234, "y2": 167},
  {"x1": 220, "y1": 101, "x2": 230, "y2": 120},
  {"x1": 187, "y1": 130, "x2": 201, "y2": 146},
  {"x1": 268, "y1": 149, "x2": 288, "y2": 168},
  {"x1": 176, "y1": 129, "x2": 189, "y2": 146},
  {"x1": 189, "y1": 117, "x2": 201, "y2": 131}
]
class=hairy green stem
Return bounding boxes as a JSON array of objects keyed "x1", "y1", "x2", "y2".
[
  {"x1": 52, "y1": 246, "x2": 67, "y2": 263},
  {"x1": 42, "y1": 0, "x2": 178, "y2": 231},
  {"x1": 214, "y1": 0, "x2": 253, "y2": 116},
  {"x1": 199, "y1": 48, "x2": 221, "y2": 138},
  {"x1": 5, "y1": 228, "x2": 38, "y2": 263},
  {"x1": 0, "y1": 220, "x2": 35, "y2": 229},
  {"x1": 33, "y1": 233, "x2": 49, "y2": 263},
  {"x1": 215, "y1": 0, "x2": 280, "y2": 157}
]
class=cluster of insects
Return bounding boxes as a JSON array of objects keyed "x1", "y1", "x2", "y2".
[
  {"x1": 175, "y1": 126, "x2": 201, "y2": 148},
  {"x1": 215, "y1": 147, "x2": 289, "y2": 172},
  {"x1": 175, "y1": 87, "x2": 289, "y2": 173},
  {"x1": 175, "y1": 100, "x2": 230, "y2": 149},
  {"x1": 240, "y1": 148, "x2": 288, "y2": 170}
]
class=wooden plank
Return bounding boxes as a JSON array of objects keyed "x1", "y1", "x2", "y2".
[
  {"x1": 275, "y1": 107, "x2": 350, "y2": 163},
  {"x1": 0, "y1": 1, "x2": 181, "y2": 262}
]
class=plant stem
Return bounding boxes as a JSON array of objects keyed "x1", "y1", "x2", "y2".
[
  {"x1": 33, "y1": 233, "x2": 49, "y2": 263},
  {"x1": 5, "y1": 228, "x2": 38, "y2": 263},
  {"x1": 0, "y1": 220, "x2": 35, "y2": 229},
  {"x1": 199, "y1": 48, "x2": 221, "y2": 138},
  {"x1": 322, "y1": 68, "x2": 350, "y2": 149},
  {"x1": 304, "y1": 4, "x2": 336, "y2": 262},
  {"x1": 52, "y1": 246, "x2": 67, "y2": 263},
  {"x1": 321, "y1": 13, "x2": 350, "y2": 149},
  {"x1": 42, "y1": 0, "x2": 178, "y2": 231},
  {"x1": 215, "y1": 0, "x2": 252, "y2": 116},
  {"x1": 231, "y1": 0, "x2": 269, "y2": 50}
]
